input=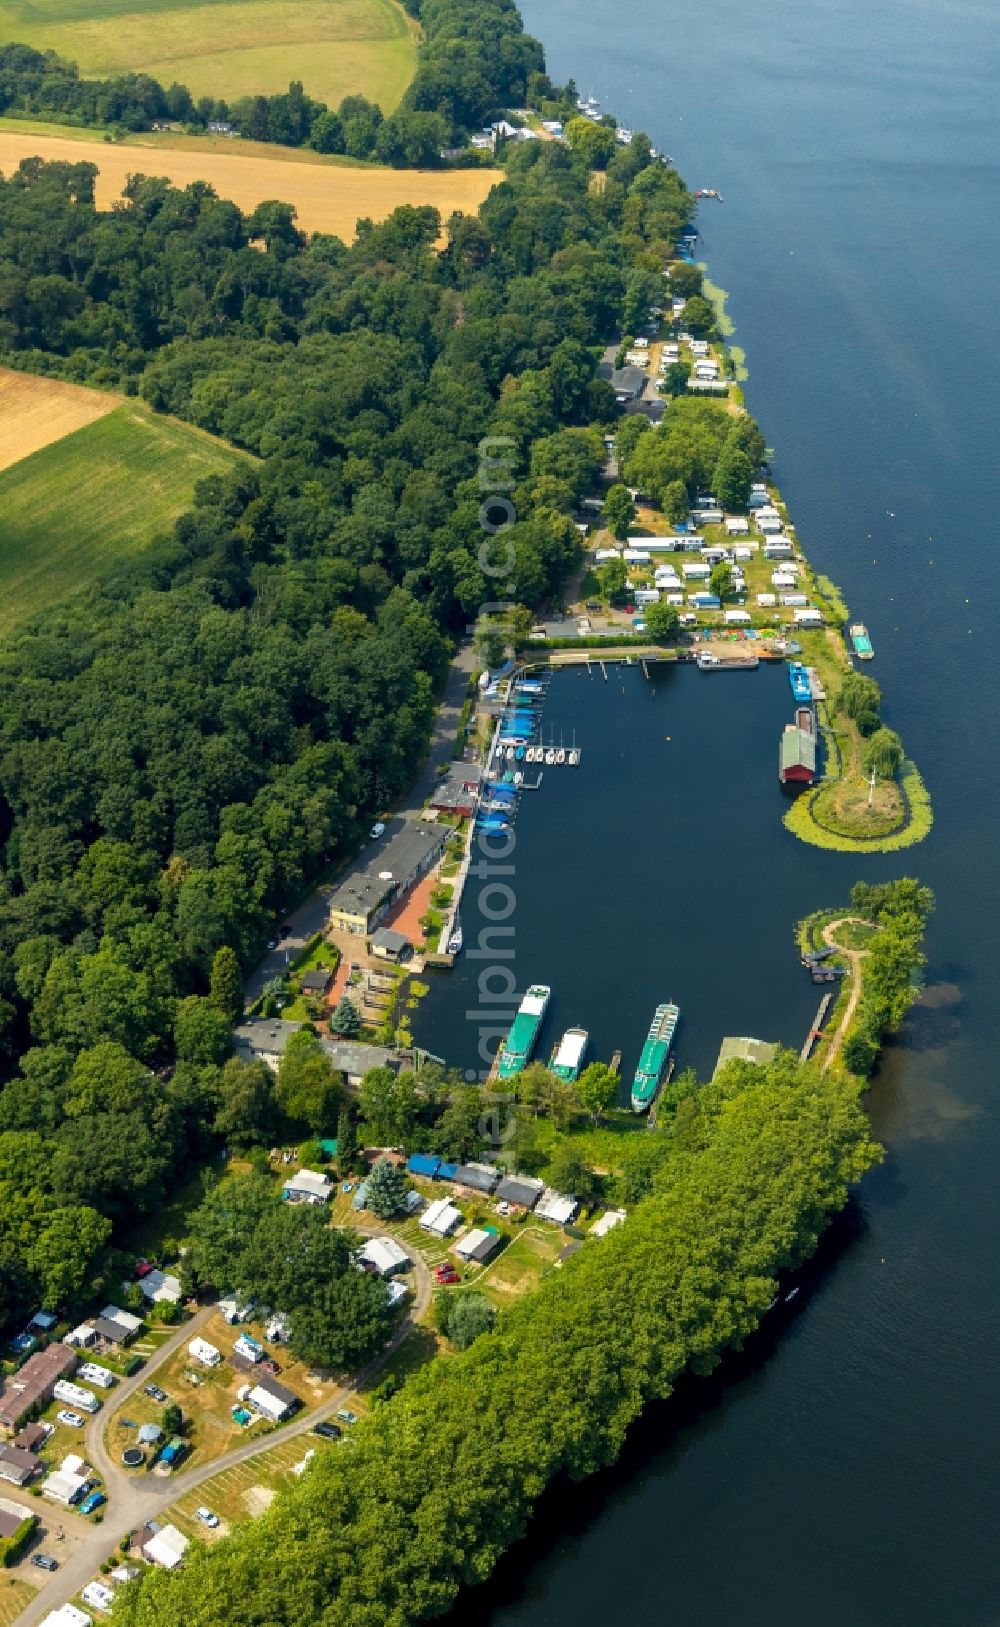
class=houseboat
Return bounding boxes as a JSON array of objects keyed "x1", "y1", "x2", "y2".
[
  {"x1": 849, "y1": 623, "x2": 874, "y2": 660},
  {"x1": 631, "y1": 1002, "x2": 680, "y2": 1112},
  {"x1": 788, "y1": 662, "x2": 812, "y2": 703},
  {"x1": 779, "y1": 712, "x2": 817, "y2": 785},
  {"x1": 497, "y1": 985, "x2": 551, "y2": 1081},
  {"x1": 550, "y1": 1027, "x2": 588, "y2": 1083}
]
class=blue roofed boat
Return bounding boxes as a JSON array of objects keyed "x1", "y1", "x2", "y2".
[{"x1": 788, "y1": 662, "x2": 812, "y2": 703}]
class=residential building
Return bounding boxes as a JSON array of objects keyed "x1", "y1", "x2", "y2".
[
  {"x1": 92, "y1": 1316, "x2": 133, "y2": 1349},
  {"x1": 233, "y1": 1019, "x2": 404, "y2": 1087},
  {"x1": 452, "y1": 1162, "x2": 499, "y2": 1196},
  {"x1": 281, "y1": 1168, "x2": 332, "y2": 1205},
  {"x1": 598, "y1": 362, "x2": 647, "y2": 402},
  {"x1": 420, "y1": 1197, "x2": 462, "y2": 1236},
  {"x1": 359, "y1": 1237, "x2": 410, "y2": 1277},
  {"x1": 0, "y1": 1444, "x2": 42, "y2": 1486},
  {"x1": 65, "y1": 1323, "x2": 97, "y2": 1349},
  {"x1": 143, "y1": 1522, "x2": 189, "y2": 1569},
  {"x1": 13, "y1": 1423, "x2": 49, "y2": 1453},
  {"x1": 535, "y1": 1189, "x2": 580, "y2": 1225},
  {"x1": 454, "y1": 1228, "x2": 503, "y2": 1265},
  {"x1": 44, "y1": 1454, "x2": 91, "y2": 1505},
  {"x1": 369, "y1": 927, "x2": 412, "y2": 962},
  {"x1": 0, "y1": 1343, "x2": 77, "y2": 1435},
  {"x1": 244, "y1": 1376, "x2": 298, "y2": 1422},
  {"x1": 327, "y1": 822, "x2": 448, "y2": 936},
  {"x1": 100, "y1": 1306, "x2": 143, "y2": 1337},
  {"x1": 0, "y1": 1498, "x2": 35, "y2": 1540},
  {"x1": 495, "y1": 1174, "x2": 545, "y2": 1212},
  {"x1": 591, "y1": 1209, "x2": 627, "y2": 1238},
  {"x1": 137, "y1": 1270, "x2": 182, "y2": 1305},
  {"x1": 300, "y1": 967, "x2": 333, "y2": 996}
]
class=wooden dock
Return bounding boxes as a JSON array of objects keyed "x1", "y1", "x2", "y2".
[
  {"x1": 647, "y1": 1057, "x2": 676, "y2": 1129},
  {"x1": 800, "y1": 992, "x2": 834, "y2": 1062}
]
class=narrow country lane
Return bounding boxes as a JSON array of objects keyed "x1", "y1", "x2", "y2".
[{"x1": 14, "y1": 1251, "x2": 432, "y2": 1627}]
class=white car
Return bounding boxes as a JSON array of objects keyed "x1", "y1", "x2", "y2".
[
  {"x1": 195, "y1": 1507, "x2": 220, "y2": 1528},
  {"x1": 370, "y1": 822, "x2": 386, "y2": 839},
  {"x1": 56, "y1": 1409, "x2": 85, "y2": 1428}
]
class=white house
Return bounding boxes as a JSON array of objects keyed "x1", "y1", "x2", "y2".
[
  {"x1": 282, "y1": 1169, "x2": 332, "y2": 1206},
  {"x1": 138, "y1": 1270, "x2": 182, "y2": 1305},
  {"x1": 242, "y1": 1376, "x2": 298, "y2": 1422},
  {"x1": 780, "y1": 593, "x2": 809, "y2": 606},
  {"x1": 217, "y1": 1297, "x2": 254, "y2": 1325},
  {"x1": 535, "y1": 1189, "x2": 579, "y2": 1225},
  {"x1": 756, "y1": 592, "x2": 778, "y2": 607},
  {"x1": 40, "y1": 1608, "x2": 91, "y2": 1627},
  {"x1": 233, "y1": 1335, "x2": 263, "y2": 1365},
  {"x1": 772, "y1": 571, "x2": 799, "y2": 590},
  {"x1": 724, "y1": 609, "x2": 752, "y2": 625},
  {"x1": 793, "y1": 607, "x2": 824, "y2": 627},
  {"x1": 100, "y1": 1306, "x2": 143, "y2": 1336},
  {"x1": 758, "y1": 514, "x2": 783, "y2": 534},
  {"x1": 622, "y1": 547, "x2": 651, "y2": 564},
  {"x1": 188, "y1": 1338, "x2": 222, "y2": 1368},
  {"x1": 65, "y1": 1324, "x2": 97, "y2": 1349},
  {"x1": 763, "y1": 539, "x2": 795, "y2": 559},
  {"x1": 591, "y1": 1209, "x2": 627, "y2": 1238},
  {"x1": 420, "y1": 1197, "x2": 462, "y2": 1237},
  {"x1": 681, "y1": 561, "x2": 711, "y2": 580},
  {"x1": 724, "y1": 516, "x2": 750, "y2": 534},
  {"x1": 594, "y1": 547, "x2": 621, "y2": 564},
  {"x1": 143, "y1": 1523, "x2": 189, "y2": 1570},
  {"x1": 689, "y1": 338, "x2": 710, "y2": 356},
  {"x1": 44, "y1": 1455, "x2": 91, "y2": 1505},
  {"x1": 689, "y1": 507, "x2": 723, "y2": 525},
  {"x1": 359, "y1": 1237, "x2": 410, "y2": 1277}
]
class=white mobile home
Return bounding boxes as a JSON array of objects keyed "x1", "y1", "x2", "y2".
[
  {"x1": 723, "y1": 609, "x2": 752, "y2": 625},
  {"x1": 724, "y1": 516, "x2": 750, "y2": 534},
  {"x1": 188, "y1": 1338, "x2": 222, "y2": 1368},
  {"x1": 780, "y1": 593, "x2": 809, "y2": 607},
  {"x1": 622, "y1": 547, "x2": 651, "y2": 564},
  {"x1": 793, "y1": 607, "x2": 824, "y2": 627},
  {"x1": 756, "y1": 593, "x2": 777, "y2": 607},
  {"x1": 53, "y1": 1380, "x2": 99, "y2": 1414},
  {"x1": 681, "y1": 561, "x2": 711, "y2": 580}
]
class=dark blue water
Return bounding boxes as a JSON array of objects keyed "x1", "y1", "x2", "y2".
[{"x1": 424, "y1": 2, "x2": 1000, "y2": 1622}]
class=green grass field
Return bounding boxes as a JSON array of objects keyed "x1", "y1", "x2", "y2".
[
  {"x1": 0, "y1": 0, "x2": 417, "y2": 110},
  {"x1": 0, "y1": 401, "x2": 244, "y2": 637}
]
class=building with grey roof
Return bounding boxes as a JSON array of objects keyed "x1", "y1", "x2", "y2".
[{"x1": 328, "y1": 821, "x2": 448, "y2": 937}]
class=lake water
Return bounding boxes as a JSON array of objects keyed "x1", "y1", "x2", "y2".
[{"x1": 422, "y1": 2, "x2": 1000, "y2": 1622}]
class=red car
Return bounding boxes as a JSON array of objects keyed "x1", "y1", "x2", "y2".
[
  {"x1": 135, "y1": 1259, "x2": 154, "y2": 1278},
  {"x1": 434, "y1": 1265, "x2": 459, "y2": 1285},
  {"x1": 262, "y1": 1359, "x2": 281, "y2": 1375}
]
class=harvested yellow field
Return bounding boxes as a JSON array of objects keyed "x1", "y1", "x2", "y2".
[
  {"x1": 0, "y1": 130, "x2": 500, "y2": 240},
  {"x1": 0, "y1": 366, "x2": 120, "y2": 471}
]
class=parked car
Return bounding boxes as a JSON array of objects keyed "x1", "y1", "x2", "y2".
[
  {"x1": 370, "y1": 821, "x2": 386, "y2": 839},
  {"x1": 32, "y1": 1554, "x2": 58, "y2": 1572},
  {"x1": 267, "y1": 937, "x2": 278, "y2": 950},
  {"x1": 312, "y1": 1420, "x2": 342, "y2": 1441},
  {"x1": 144, "y1": 1384, "x2": 167, "y2": 1403},
  {"x1": 56, "y1": 1410, "x2": 85, "y2": 1428},
  {"x1": 195, "y1": 1507, "x2": 220, "y2": 1528},
  {"x1": 335, "y1": 1408, "x2": 358, "y2": 1424},
  {"x1": 79, "y1": 1490, "x2": 106, "y2": 1516},
  {"x1": 435, "y1": 1266, "x2": 460, "y2": 1285},
  {"x1": 261, "y1": 1359, "x2": 281, "y2": 1376}
]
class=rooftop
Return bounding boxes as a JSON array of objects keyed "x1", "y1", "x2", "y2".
[{"x1": 713, "y1": 1036, "x2": 779, "y2": 1077}]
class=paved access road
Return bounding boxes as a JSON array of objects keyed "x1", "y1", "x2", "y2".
[
  {"x1": 243, "y1": 638, "x2": 477, "y2": 1010},
  {"x1": 15, "y1": 1249, "x2": 432, "y2": 1627}
]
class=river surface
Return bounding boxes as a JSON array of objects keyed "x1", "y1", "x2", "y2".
[{"x1": 421, "y1": 2, "x2": 1000, "y2": 1621}]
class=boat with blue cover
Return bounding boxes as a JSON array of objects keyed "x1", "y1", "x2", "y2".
[{"x1": 788, "y1": 662, "x2": 812, "y2": 703}]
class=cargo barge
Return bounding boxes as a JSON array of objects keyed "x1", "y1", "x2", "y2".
[
  {"x1": 550, "y1": 1027, "x2": 588, "y2": 1082},
  {"x1": 631, "y1": 1002, "x2": 680, "y2": 1112},
  {"x1": 497, "y1": 985, "x2": 551, "y2": 1081}
]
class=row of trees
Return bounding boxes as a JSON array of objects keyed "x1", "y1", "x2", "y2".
[
  {"x1": 114, "y1": 1053, "x2": 881, "y2": 1626},
  {"x1": 835, "y1": 672, "x2": 904, "y2": 779},
  {"x1": 843, "y1": 880, "x2": 934, "y2": 1076}
]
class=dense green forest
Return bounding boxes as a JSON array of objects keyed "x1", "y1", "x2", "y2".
[
  {"x1": 0, "y1": 0, "x2": 695, "y2": 1328},
  {"x1": 114, "y1": 1053, "x2": 882, "y2": 1627}
]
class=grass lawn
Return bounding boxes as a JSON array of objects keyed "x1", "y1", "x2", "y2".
[
  {"x1": 105, "y1": 1308, "x2": 339, "y2": 1473},
  {"x1": 478, "y1": 1225, "x2": 565, "y2": 1304},
  {"x1": 0, "y1": 0, "x2": 417, "y2": 110},
  {"x1": 0, "y1": 128, "x2": 501, "y2": 242},
  {"x1": 0, "y1": 398, "x2": 244, "y2": 637},
  {"x1": 357, "y1": 1323, "x2": 442, "y2": 1396},
  {"x1": 164, "y1": 1432, "x2": 323, "y2": 1536},
  {"x1": 0, "y1": 1579, "x2": 35, "y2": 1626}
]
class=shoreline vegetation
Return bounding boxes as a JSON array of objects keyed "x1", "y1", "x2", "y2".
[{"x1": 0, "y1": 0, "x2": 935, "y2": 1618}]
